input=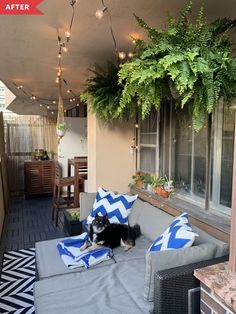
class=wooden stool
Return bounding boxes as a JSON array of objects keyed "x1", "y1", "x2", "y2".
[{"x1": 52, "y1": 161, "x2": 75, "y2": 227}]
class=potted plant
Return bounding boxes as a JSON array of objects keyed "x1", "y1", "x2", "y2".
[
  {"x1": 151, "y1": 175, "x2": 165, "y2": 196},
  {"x1": 143, "y1": 173, "x2": 154, "y2": 192},
  {"x1": 56, "y1": 122, "x2": 68, "y2": 138},
  {"x1": 118, "y1": 1, "x2": 236, "y2": 131},
  {"x1": 164, "y1": 175, "x2": 174, "y2": 195},
  {"x1": 63, "y1": 208, "x2": 82, "y2": 236},
  {"x1": 48, "y1": 149, "x2": 54, "y2": 160},
  {"x1": 131, "y1": 172, "x2": 145, "y2": 188}
]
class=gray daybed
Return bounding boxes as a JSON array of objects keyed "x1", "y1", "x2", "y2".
[{"x1": 34, "y1": 192, "x2": 229, "y2": 314}]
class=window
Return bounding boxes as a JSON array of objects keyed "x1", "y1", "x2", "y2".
[
  {"x1": 138, "y1": 107, "x2": 159, "y2": 173},
  {"x1": 139, "y1": 101, "x2": 235, "y2": 213}
]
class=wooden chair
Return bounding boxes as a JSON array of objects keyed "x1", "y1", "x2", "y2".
[{"x1": 52, "y1": 161, "x2": 75, "y2": 227}]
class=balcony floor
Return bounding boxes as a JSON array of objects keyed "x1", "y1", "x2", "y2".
[{"x1": 0, "y1": 196, "x2": 67, "y2": 270}]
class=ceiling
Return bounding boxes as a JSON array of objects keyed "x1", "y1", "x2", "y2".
[{"x1": 0, "y1": 0, "x2": 235, "y2": 116}]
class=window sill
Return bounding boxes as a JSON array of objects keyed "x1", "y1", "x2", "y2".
[{"x1": 130, "y1": 186, "x2": 231, "y2": 243}]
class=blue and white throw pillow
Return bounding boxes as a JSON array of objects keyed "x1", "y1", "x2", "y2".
[
  {"x1": 149, "y1": 213, "x2": 198, "y2": 252},
  {"x1": 85, "y1": 187, "x2": 138, "y2": 225}
]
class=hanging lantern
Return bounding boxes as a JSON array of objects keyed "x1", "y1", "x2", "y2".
[{"x1": 56, "y1": 77, "x2": 68, "y2": 141}]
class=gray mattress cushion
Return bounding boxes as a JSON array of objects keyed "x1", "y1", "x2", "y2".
[
  {"x1": 36, "y1": 237, "x2": 115, "y2": 279},
  {"x1": 144, "y1": 242, "x2": 217, "y2": 302},
  {"x1": 113, "y1": 235, "x2": 151, "y2": 262},
  {"x1": 34, "y1": 259, "x2": 153, "y2": 314}
]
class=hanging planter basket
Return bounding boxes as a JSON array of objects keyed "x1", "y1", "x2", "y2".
[{"x1": 56, "y1": 128, "x2": 66, "y2": 138}]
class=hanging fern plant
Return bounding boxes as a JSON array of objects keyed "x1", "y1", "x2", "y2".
[
  {"x1": 80, "y1": 62, "x2": 136, "y2": 122},
  {"x1": 118, "y1": 0, "x2": 236, "y2": 131}
]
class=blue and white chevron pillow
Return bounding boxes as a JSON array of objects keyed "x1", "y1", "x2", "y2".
[
  {"x1": 149, "y1": 213, "x2": 198, "y2": 252},
  {"x1": 85, "y1": 187, "x2": 138, "y2": 225}
]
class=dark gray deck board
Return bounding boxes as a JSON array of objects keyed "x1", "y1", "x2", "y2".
[{"x1": 0, "y1": 196, "x2": 67, "y2": 270}]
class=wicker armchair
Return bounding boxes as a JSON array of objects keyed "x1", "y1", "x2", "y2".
[{"x1": 153, "y1": 255, "x2": 228, "y2": 314}]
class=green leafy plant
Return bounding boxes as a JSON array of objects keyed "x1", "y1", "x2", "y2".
[
  {"x1": 131, "y1": 171, "x2": 145, "y2": 184},
  {"x1": 68, "y1": 210, "x2": 80, "y2": 221},
  {"x1": 57, "y1": 122, "x2": 68, "y2": 131},
  {"x1": 80, "y1": 62, "x2": 135, "y2": 122},
  {"x1": 151, "y1": 175, "x2": 165, "y2": 188},
  {"x1": 118, "y1": 0, "x2": 236, "y2": 130}
]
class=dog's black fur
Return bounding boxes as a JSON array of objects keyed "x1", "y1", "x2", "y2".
[{"x1": 89, "y1": 214, "x2": 141, "y2": 250}]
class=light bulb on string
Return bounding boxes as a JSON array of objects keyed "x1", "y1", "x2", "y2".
[
  {"x1": 30, "y1": 95, "x2": 36, "y2": 100},
  {"x1": 128, "y1": 52, "x2": 134, "y2": 58},
  {"x1": 65, "y1": 31, "x2": 71, "y2": 38},
  {"x1": 72, "y1": 98, "x2": 76, "y2": 101},
  {"x1": 69, "y1": 98, "x2": 73, "y2": 102},
  {"x1": 56, "y1": 77, "x2": 59, "y2": 84},
  {"x1": 135, "y1": 123, "x2": 139, "y2": 128},
  {"x1": 17, "y1": 85, "x2": 23, "y2": 89},
  {"x1": 118, "y1": 51, "x2": 126, "y2": 60},
  {"x1": 63, "y1": 46, "x2": 68, "y2": 52},
  {"x1": 67, "y1": 89, "x2": 71, "y2": 93},
  {"x1": 47, "y1": 105, "x2": 50, "y2": 109},
  {"x1": 51, "y1": 111, "x2": 54, "y2": 115},
  {"x1": 52, "y1": 100, "x2": 56, "y2": 104},
  {"x1": 39, "y1": 104, "x2": 43, "y2": 107},
  {"x1": 58, "y1": 52, "x2": 62, "y2": 59},
  {"x1": 95, "y1": 7, "x2": 107, "y2": 19},
  {"x1": 76, "y1": 103, "x2": 79, "y2": 107}
]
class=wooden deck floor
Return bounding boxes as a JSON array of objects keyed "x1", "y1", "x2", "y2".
[{"x1": 0, "y1": 196, "x2": 67, "y2": 270}]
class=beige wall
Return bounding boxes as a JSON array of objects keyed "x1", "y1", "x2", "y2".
[{"x1": 88, "y1": 111, "x2": 136, "y2": 194}]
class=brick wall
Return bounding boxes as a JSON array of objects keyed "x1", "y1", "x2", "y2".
[{"x1": 200, "y1": 283, "x2": 234, "y2": 314}]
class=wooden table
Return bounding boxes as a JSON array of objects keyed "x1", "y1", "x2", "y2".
[{"x1": 67, "y1": 157, "x2": 88, "y2": 207}]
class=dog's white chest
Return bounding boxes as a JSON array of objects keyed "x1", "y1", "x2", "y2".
[{"x1": 92, "y1": 233, "x2": 97, "y2": 243}]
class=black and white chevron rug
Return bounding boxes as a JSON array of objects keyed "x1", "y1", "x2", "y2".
[{"x1": 0, "y1": 248, "x2": 35, "y2": 313}]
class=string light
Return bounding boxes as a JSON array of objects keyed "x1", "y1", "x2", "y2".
[
  {"x1": 118, "y1": 51, "x2": 126, "y2": 60},
  {"x1": 17, "y1": 85, "x2": 23, "y2": 89},
  {"x1": 76, "y1": 103, "x2": 79, "y2": 106},
  {"x1": 52, "y1": 100, "x2": 56, "y2": 104},
  {"x1": 67, "y1": 89, "x2": 71, "y2": 93},
  {"x1": 128, "y1": 52, "x2": 134, "y2": 58},
  {"x1": 39, "y1": 104, "x2": 43, "y2": 107},
  {"x1": 95, "y1": 7, "x2": 107, "y2": 19},
  {"x1": 65, "y1": 31, "x2": 71, "y2": 39},
  {"x1": 51, "y1": 111, "x2": 54, "y2": 114},
  {"x1": 58, "y1": 52, "x2": 62, "y2": 59}
]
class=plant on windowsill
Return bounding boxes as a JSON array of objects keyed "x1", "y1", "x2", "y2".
[
  {"x1": 118, "y1": 0, "x2": 236, "y2": 131},
  {"x1": 143, "y1": 173, "x2": 154, "y2": 192},
  {"x1": 151, "y1": 175, "x2": 166, "y2": 196},
  {"x1": 131, "y1": 171, "x2": 145, "y2": 188}
]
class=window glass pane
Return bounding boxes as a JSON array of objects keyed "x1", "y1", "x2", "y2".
[
  {"x1": 140, "y1": 147, "x2": 156, "y2": 172},
  {"x1": 140, "y1": 107, "x2": 157, "y2": 145},
  {"x1": 193, "y1": 125, "x2": 207, "y2": 197},
  {"x1": 172, "y1": 107, "x2": 192, "y2": 194},
  {"x1": 220, "y1": 107, "x2": 234, "y2": 207}
]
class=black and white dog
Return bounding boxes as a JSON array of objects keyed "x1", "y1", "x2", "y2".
[{"x1": 81, "y1": 214, "x2": 141, "y2": 251}]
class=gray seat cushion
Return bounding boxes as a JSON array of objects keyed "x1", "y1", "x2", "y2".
[
  {"x1": 34, "y1": 259, "x2": 153, "y2": 314},
  {"x1": 36, "y1": 237, "x2": 115, "y2": 279},
  {"x1": 113, "y1": 235, "x2": 151, "y2": 262},
  {"x1": 129, "y1": 199, "x2": 174, "y2": 242}
]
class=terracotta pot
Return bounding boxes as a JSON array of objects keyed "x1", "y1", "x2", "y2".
[
  {"x1": 153, "y1": 186, "x2": 163, "y2": 195},
  {"x1": 159, "y1": 189, "x2": 169, "y2": 198},
  {"x1": 135, "y1": 181, "x2": 144, "y2": 188}
]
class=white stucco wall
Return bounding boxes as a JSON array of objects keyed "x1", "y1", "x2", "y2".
[{"x1": 58, "y1": 117, "x2": 87, "y2": 177}]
